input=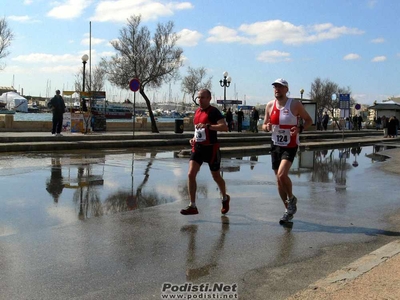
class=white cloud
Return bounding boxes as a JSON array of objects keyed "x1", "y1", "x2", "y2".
[
  {"x1": 8, "y1": 15, "x2": 40, "y2": 23},
  {"x1": 207, "y1": 26, "x2": 246, "y2": 43},
  {"x1": 343, "y1": 53, "x2": 361, "y2": 60},
  {"x1": 371, "y1": 56, "x2": 386, "y2": 62},
  {"x1": 0, "y1": 65, "x2": 27, "y2": 74},
  {"x1": 40, "y1": 65, "x2": 77, "y2": 73},
  {"x1": 47, "y1": 0, "x2": 94, "y2": 19},
  {"x1": 23, "y1": 0, "x2": 33, "y2": 4},
  {"x1": 176, "y1": 29, "x2": 202, "y2": 47},
  {"x1": 371, "y1": 38, "x2": 385, "y2": 43},
  {"x1": 207, "y1": 20, "x2": 364, "y2": 45},
  {"x1": 257, "y1": 50, "x2": 291, "y2": 63},
  {"x1": 12, "y1": 53, "x2": 82, "y2": 64},
  {"x1": 81, "y1": 36, "x2": 107, "y2": 46},
  {"x1": 91, "y1": 0, "x2": 193, "y2": 23}
]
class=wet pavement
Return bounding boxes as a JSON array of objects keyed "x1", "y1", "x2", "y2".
[{"x1": 0, "y1": 144, "x2": 400, "y2": 299}]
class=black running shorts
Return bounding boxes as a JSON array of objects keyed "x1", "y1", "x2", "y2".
[
  {"x1": 271, "y1": 144, "x2": 298, "y2": 170},
  {"x1": 190, "y1": 144, "x2": 221, "y2": 172}
]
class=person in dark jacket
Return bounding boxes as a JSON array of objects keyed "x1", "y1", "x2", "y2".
[
  {"x1": 48, "y1": 90, "x2": 66, "y2": 136},
  {"x1": 250, "y1": 106, "x2": 259, "y2": 132},
  {"x1": 322, "y1": 112, "x2": 329, "y2": 131},
  {"x1": 237, "y1": 108, "x2": 244, "y2": 132},
  {"x1": 225, "y1": 107, "x2": 233, "y2": 132},
  {"x1": 357, "y1": 115, "x2": 363, "y2": 130}
]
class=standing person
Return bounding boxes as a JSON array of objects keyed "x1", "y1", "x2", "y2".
[
  {"x1": 225, "y1": 107, "x2": 233, "y2": 132},
  {"x1": 180, "y1": 89, "x2": 230, "y2": 216},
  {"x1": 352, "y1": 115, "x2": 358, "y2": 130},
  {"x1": 48, "y1": 90, "x2": 66, "y2": 136},
  {"x1": 262, "y1": 78, "x2": 312, "y2": 224},
  {"x1": 388, "y1": 116, "x2": 396, "y2": 138},
  {"x1": 357, "y1": 115, "x2": 363, "y2": 130},
  {"x1": 251, "y1": 106, "x2": 260, "y2": 133},
  {"x1": 237, "y1": 108, "x2": 244, "y2": 132},
  {"x1": 381, "y1": 115, "x2": 388, "y2": 137},
  {"x1": 322, "y1": 111, "x2": 329, "y2": 131},
  {"x1": 376, "y1": 116, "x2": 381, "y2": 130}
]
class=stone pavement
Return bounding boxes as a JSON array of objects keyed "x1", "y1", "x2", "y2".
[
  {"x1": 0, "y1": 129, "x2": 399, "y2": 299},
  {"x1": 287, "y1": 146, "x2": 400, "y2": 299}
]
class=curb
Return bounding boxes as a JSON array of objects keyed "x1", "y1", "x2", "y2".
[{"x1": 291, "y1": 240, "x2": 400, "y2": 296}]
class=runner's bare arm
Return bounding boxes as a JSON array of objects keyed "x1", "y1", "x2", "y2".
[
  {"x1": 209, "y1": 118, "x2": 228, "y2": 132},
  {"x1": 262, "y1": 101, "x2": 273, "y2": 132}
]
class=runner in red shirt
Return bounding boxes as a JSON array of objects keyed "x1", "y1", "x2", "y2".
[
  {"x1": 263, "y1": 78, "x2": 312, "y2": 224},
  {"x1": 180, "y1": 89, "x2": 230, "y2": 215}
]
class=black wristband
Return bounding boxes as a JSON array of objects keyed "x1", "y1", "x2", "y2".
[
  {"x1": 297, "y1": 125, "x2": 304, "y2": 133},
  {"x1": 206, "y1": 124, "x2": 211, "y2": 129}
]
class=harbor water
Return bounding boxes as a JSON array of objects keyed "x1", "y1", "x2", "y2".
[{"x1": 13, "y1": 112, "x2": 177, "y2": 123}]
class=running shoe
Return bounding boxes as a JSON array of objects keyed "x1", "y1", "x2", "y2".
[
  {"x1": 180, "y1": 206, "x2": 199, "y2": 215},
  {"x1": 221, "y1": 194, "x2": 230, "y2": 214},
  {"x1": 286, "y1": 196, "x2": 297, "y2": 215},
  {"x1": 279, "y1": 212, "x2": 293, "y2": 224}
]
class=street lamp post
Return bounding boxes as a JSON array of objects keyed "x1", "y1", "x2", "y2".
[
  {"x1": 81, "y1": 54, "x2": 89, "y2": 109},
  {"x1": 299, "y1": 89, "x2": 305, "y2": 129},
  {"x1": 219, "y1": 71, "x2": 232, "y2": 111},
  {"x1": 81, "y1": 54, "x2": 89, "y2": 132},
  {"x1": 81, "y1": 54, "x2": 89, "y2": 93}
]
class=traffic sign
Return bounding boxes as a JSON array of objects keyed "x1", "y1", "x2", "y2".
[
  {"x1": 339, "y1": 93, "x2": 350, "y2": 101},
  {"x1": 129, "y1": 78, "x2": 140, "y2": 92},
  {"x1": 339, "y1": 93, "x2": 350, "y2": 109},
  {"x1": 355, "y1": 103, "x2": 361, "y2": 110}
]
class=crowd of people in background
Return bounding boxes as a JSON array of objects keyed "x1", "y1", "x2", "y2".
[
  {"x1": 352, "y1": 114, "x2": 363, "y2": 131},
  {"x1": 221, "y1": 106, "x2": 259, "y2": 133},
  {"x1": 376, "y1": 115, "x2": 399, "y2": 138}
]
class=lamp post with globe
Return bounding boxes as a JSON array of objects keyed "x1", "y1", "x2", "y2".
[{"x1": 219, "y1": 71, "x2": 232, "y2": 111}]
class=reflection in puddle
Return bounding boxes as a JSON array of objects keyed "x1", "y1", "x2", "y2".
[
  {"x1": 44, "y1": 152, "x2": 189, "y2": 220},
  {"x1": 182, "y1": 216, "x2": 229, "y2": 281},
  {"x1": 1, "y1": 145, "x2": 392, "y2": 227},
  {"x1": 47, "y1": 146, "x2": 391, "y2": 220}
]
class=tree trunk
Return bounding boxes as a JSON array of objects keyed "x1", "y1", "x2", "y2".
[{"x1": 140, "y1": 89, "x2": 159, "y2": 133}]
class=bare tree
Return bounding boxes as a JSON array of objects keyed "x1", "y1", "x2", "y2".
[
  {"x1": 74, "y1": 66, "x2": 106, "y2": 92},
  {"x1": 0, "y1": 17, "x2": 14, "y2": 70},
  {"x1": 100, "y1": 15, "x2": 183, "y2": 133},
  {"x1": 181, "y1": 66, "x2": 212, "y2": 105},
  {"x1": 310, "y1": 77, "x2": 352, "y2": 129}
]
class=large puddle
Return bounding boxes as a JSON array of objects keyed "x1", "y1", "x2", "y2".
[{"x1": 0, "y1": 145, "x2": 395, "y2": 236}]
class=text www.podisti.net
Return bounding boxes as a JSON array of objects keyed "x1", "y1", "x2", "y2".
[{"x1": 161, "y1": 282, "x2": 238, "y2": 299}]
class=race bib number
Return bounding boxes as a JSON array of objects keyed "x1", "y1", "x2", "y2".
[
  {"x1": 271, "y1": 125, "x2": 290, "y2": 146},
  {"x1": 194, "y1": 127, "x2": 207, "y2": 142}
]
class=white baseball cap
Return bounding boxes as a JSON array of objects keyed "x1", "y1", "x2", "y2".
[{"x1": 272, "y1": 78, "x2": 289, "y2": 89}]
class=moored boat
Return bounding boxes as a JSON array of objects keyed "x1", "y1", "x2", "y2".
[{"x1": 91, "y1": 103, "x2": 133, "y2": 119}]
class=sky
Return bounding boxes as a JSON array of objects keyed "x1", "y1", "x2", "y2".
[{"x1": 1, "y1": 0, "x2": 400, "y2": 106}]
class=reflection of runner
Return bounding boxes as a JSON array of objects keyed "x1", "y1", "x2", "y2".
[
  {"x1": 181, "y1": 216, "x2": 229, "y2": 281},
  {"x1": 335, "y1": 149, "x2": 349, "y2": 190},
  {"x1": 46, "y1": 158, "x2": 64, "y2": 203},
  {"x1": 250, "y1": 155, "x2": 258, "y2": 170}
]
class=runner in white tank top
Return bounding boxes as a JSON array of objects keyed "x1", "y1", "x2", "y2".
[{"x1": 262, "y1": 78, "x2": 313, "y2": 224}]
